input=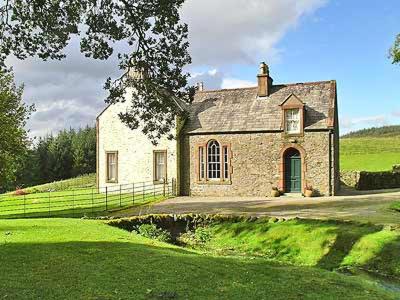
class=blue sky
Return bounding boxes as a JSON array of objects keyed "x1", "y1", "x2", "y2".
[
  {"x1": 222, "y1": 0, "x2": 400, "y2": 134},
  {"x1": 9, "y1": 0, "x2": 400, "y2": 137}
]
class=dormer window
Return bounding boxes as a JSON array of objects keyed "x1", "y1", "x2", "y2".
[
  {"x1": 285, "y1": 109, "x2": 301, "y2": 134},
  {"x1": 280, "y1": 94, "x2": 305, "y2": 136}
]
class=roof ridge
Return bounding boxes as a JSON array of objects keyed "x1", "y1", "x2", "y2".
[
  {"x1": 196, "y1": 86, "x2": 257, "y2": 94},
  {"x1": 196, "y1": 80, "x2": 335, "y2": 94}
]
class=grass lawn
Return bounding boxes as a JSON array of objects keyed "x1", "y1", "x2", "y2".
[
  {"x1": 340, "y1": 137, "x2": 400, "y2": 171},
  {"x1": 0, "y1": 218, "x2": 397, "y2": 300},
  {"x1": 0, "y1": 181, "x2": 172, "y2": 219}
]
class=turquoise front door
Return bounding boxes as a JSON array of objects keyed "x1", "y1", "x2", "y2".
[{"x1": 285, "y1": 149, "x2": 302, "y2": 193}]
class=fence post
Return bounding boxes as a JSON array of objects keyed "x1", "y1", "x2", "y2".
[
  {"x1": 132, "y1": 183, "x2": 135, "y2": 204},
  {"x1": 105, "y1": 187, "x2": 108, "y2": 211},
  {"x1": 163, "y1": 179, "x2": 166, "y2": 197},
  {"x1": 119, "y1": 185, "x2": 122, "y2": 207},
  {"x1": 48, "y1": 191, "x2": 51, "y2": 217},
  {"x1": 72, "y1": 190, "x2": 75, "y2": 217},
  {"x1": 172, "y1": 178, "x2": 176, "y2": 197},
  {"x1": 142, "y1": 182, "x2": 145, "y2": 201},
  {"x1": 91, "y1": 188, "x2": 94, "y2": 214},
  {"x1": 23, "y1": 194, "x2": 26, "y2": 218}
]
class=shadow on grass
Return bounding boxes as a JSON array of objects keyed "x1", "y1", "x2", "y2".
[
  {"x1": 361, "y1": 235, "x2": 400, "y2": 280},
  {"x1": 0, "y1": 240, "x2": 394, "y2": 300},
  {"x1": 317, "y1": 223, "x2": 383, "y2": 270}
]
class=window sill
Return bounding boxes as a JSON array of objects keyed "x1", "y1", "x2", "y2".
[
  {"x1": 283, "y1": 132, "x2": 304, "y2": 138},
  {"x1": 106, "y1": 180, "x2": 118, "y2": 184},
  {"x1": 197, "y1": 180, "x2": 232, "y2": 185},
  {"x1": 153, "y1": 180, "x2": 168, "y2": 185}
]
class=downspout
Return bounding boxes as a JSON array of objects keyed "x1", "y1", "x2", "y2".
[
  {"x1": 328, "y1": 129, "x2": 333, "y2": 196},
  {"x1": 176, "y1": 115, "x2": 188, "y2": 196}
]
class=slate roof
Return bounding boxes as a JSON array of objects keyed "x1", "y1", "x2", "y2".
[{"x1": 184, "y1": 80, "x2": 337, "y2": 134}]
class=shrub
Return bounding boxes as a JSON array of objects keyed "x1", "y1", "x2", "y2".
[
  {"x1": 136, "y1": 223, "x2": 171, "y2": 243},
  {"x1": 14, "y1": 188, "x2": 28, "y2": 196},
  {"x1": 178, "y1": 227, "x2": 212, "y2": 247}
]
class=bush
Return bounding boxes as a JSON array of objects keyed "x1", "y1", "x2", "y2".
[
  {"x1": 136, "y1": 223, "x2": 171, "y2": 243},
  {"x1": 178, "y1": 227, "x2": 212, "y2": 247}
]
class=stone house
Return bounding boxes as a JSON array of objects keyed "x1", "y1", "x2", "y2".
[{"x1": 97, "y1": 63, "x2": 340, "y2": 196}]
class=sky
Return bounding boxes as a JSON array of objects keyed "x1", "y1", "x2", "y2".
[{"x1": 7, "y1": 0, "x2": 400, "y2": 138}]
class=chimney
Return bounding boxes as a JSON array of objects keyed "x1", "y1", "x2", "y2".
[
  {"x1": 196, "y1": 82, "x2": 204, "y2": 92},
  {"x1": 257, "y1": 62, "x2": 273, "y2": 97}
]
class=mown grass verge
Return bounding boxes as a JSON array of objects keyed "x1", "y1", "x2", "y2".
[{"x1": 0, "y1": 218, "x2": 397, "y2": 299}]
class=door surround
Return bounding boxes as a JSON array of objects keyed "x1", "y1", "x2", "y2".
[{"x1": 279, "y1": 144, "x2": 306, "y2": 194}]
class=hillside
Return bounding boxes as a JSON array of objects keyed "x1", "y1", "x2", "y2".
[
  {"x1": 340, "y1": 126, "x2": 400, "y2": 171},
  {"x1": 342, "y1": 125, "x2": 400, "y2": 139}
]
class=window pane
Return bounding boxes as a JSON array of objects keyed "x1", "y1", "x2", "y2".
[
  {"x1": 223, "y1": 147, "x2": 229, "y2": 179},
  {"x1": 199, "y1": 147, "x2": 205, "y2": 180},
  {"x1": 207, "y1": 141, "x2": 221, "y2": 179},
  {"x1": 286, "y1": 109, "x2": 300, "y2": 133},
  {"x1": 155, "y1": 152, "x2": 166, "y2": 182},
  {"x1": 107, "y1": 153, "x2": 117, "y2": 181}
]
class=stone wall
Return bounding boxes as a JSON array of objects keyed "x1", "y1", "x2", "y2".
[
  {"x1": 340, "y1": 171, "x2": 361, "y2": 188},
  {"x1": 97, "y1": 100, "x2": 177, "y2": 189},
  {"x1": 180, "y1": 131, "x2": 337, "y2": 197}
]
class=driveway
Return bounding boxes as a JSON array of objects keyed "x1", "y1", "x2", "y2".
[{"x1": 113, "y1": 188, "x2": 400, "y2": 225}]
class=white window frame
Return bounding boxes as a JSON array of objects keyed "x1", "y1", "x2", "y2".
[
  {"x1": 153, "y1": 150, "x2": 167, "y2": 183},
  {"x1": 285, "y1": 108, "x2": 301, "y2": 134},
  {"x1": 106, "y1": 151, "x2": 118, "y2": 183}
]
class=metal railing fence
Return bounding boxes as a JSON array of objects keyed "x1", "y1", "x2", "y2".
[{"x1": 0, "y1": 179, "x2": 175, "y2": 219}]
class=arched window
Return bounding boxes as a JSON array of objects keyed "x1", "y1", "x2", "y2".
[
  {"x1": 197, "y1": 140, "x2": 231, "y2": 183},
  {"x1": 207, "y1": 140, "x2": 221, "y2": 179}
]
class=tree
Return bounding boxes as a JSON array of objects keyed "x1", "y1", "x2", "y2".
[
  {"x1": 0, "y1": 0, "x2": 194, "y2": 144},
  {"x1": 0, "y1": 70, "x2": 34, "y2": 192},
  {"x1": 72, "y1": 126, "x2": 96, "y2": 176},
  {"x1": 390, "y1": 34, "x2": 400, "y2": 64}
]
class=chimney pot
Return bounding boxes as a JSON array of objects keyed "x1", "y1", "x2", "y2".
[
  {"x1": 196, "y1": 82, "x2": 204, "y2": 92},
  {"x1": 257, "y1": 62, "x2": 273, "y2": 97}
]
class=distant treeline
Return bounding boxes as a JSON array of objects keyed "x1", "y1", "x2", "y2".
[
  {"x1": 342, "y1": 125, "x2": 400, "y2": 139},
  {"x1": 16, "y1": 126, "x2": 96, "y2": 189}
]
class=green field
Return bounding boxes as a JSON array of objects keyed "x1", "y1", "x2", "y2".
[
  {"x1": 0, "y1": 218, "x2": 397, "y2": 299},
  {"x1": 0, "y1": 177, "x2": 172, "y2": 218},
  {"x1": 340, "y1": 136, "x2": 400, "y2": 171}
]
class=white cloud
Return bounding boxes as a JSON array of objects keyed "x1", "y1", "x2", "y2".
[
  {"x1": 221, "y1": 78, "x2": 256, "y2": 89},
  {"x1": 340, "y1": 115, "x2": 388, "y2": 134},
  {"x1": 182, "y1": 0, "x2": 327, "y2": 66},
  {"x1": 8, "y1": 1, "x2": 329, "y2": 137},
  {"x1": 392, "y1": 110, "x2": 400, "y2": 117}
]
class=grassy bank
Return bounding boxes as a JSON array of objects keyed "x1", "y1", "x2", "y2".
[
  {"x1": 390, "y1": 202, "x2": 400, "y2": 212},
  {"x1": 198, "y1": 218, "x2": 400, "y2": 279},
  {"x1": 21, "y1": 173, "x2": 96, "y2": 194},
  {"x1": 0, "y1": 218, "x2": 397, "y2": 299},
  {"x1": 340, "y1": 136, "x2": 400, "y2": 171}
]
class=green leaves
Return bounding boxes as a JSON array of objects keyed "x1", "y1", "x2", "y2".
[
  {"x1": 390, "y1": 34, "x2": 400, "y2": 64},
  {"x1": 0, "y1": 70, "x2": 34, "y2": 192},
  {"x1": 0, "y1": 0, "x2": 193, "y2": 143}
]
